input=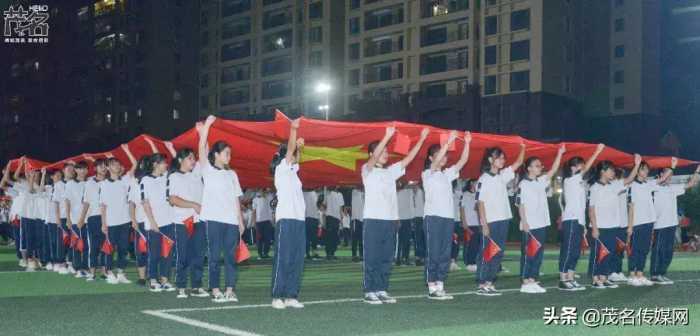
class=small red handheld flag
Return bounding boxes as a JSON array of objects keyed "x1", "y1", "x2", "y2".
[
  {"x1": 70, "y1": 231, "x2": 79, "y2": 248},
  {"x1": 463, "y1": 227, "x2": 472, "y2": 243},
  {"x1": 526, "y1": 233, "x2": 542, "y2": 258},
  {"x1": 183, "y1": 216, "x2": 195, "y2": 237},
  {"x1": 136, "y1": 231, "x2": 148, "y2": 254},
  {"x1": 317, "y1": 226, "x2": 324, "y2": 238},
  {"x1": 615, "y1": 237, "x2": 626, "y2": 255},
  {"x1": 439, "y1": 133, "x2": 456, "y2": 151},
  {"x1": 76, "y1": 238, "x2": 85, "y2": 253},
  {"x1": 11, "y1": 217, "x2": 20, "y2": 227},
  {"x1": 483, "y1": 237, "x2": 501, "y2": 262},
  {"x1": 160, "y1": 234, "x2": 174, "y2": 258},
  {"x1": 392, "y1": 133, "x2": 411, "y2": 155},
  {"x1": 626, "y1": 239, "x2": 633, "y2": 257},
  {"x1": 580, "y1": 234, "x2": 589, "y2": 250},
  {"x1": 596, "y1": 239, "x2": 610, "y2": 263},
  {"x1": 235, "y1": 240, "x2": 250, "y2": 263},
  {"x1": 101, "y1": 239, "x2": 114, "y2": 255},
  {"x1": 62, "y1": 229, "x2": 71, "y2": 247}
]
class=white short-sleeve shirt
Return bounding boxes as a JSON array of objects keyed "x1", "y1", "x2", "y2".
[
  {"x1": 362, "y1": 162, "x2": 405, "y2": 221},
  {"x1": 326, "y1": 190, "x2": 345, "y2": 220},
  {"x1": 201, "y1": 164, "x2": 243, "y2": 225},
  {"x1": 65, "y1": 180, "x2": 86, "y2": 222},
  {"x1": 252, "y1": 194, "x2": 273, "y2": 223},
  {"x1": 628, "y1": 179, "x2": 661, "y2": 226},
  {"x1": 475, "y1": 167, "x2": 515, "y2": 223},
  {"x1": 562, "y1": 173, "x2": 587, "y2": 225},
  {"x1": 304, "y1": 191, "x2": 319, "y2": 219},
  {"x1": 461, "y1": 191, "x2": 480, "y2": 227},
  {"x1": 422, "y1": 166, "x2": 459, "y2": 219},
  {"x1": 654, "y1": 184, "x2": 685, "y2": 229},
  {"x1": 588, "y1": 180, "x2": 625, "y2": 229},
  {"x1": 397, "y1": 188, "x2": 414, "y2": 220},
  {"x1": 351, "y1": 189, "x2": 364, "y2": 221},
  {"x1": 51, "y1": 180, "x2": 67, "y2": 219},
  {"x1": 99, "y1": 177, "x2": 131, "y2": 227},
  {"x1": 128, "y1": 179, "x2": 146, "y2": 224},
  {"x1": 83, "y1": 177, "x2": 103, "y2": 218},
  {"x1": 517, "y1": 176, "x2": 551, "y2": 230},
  {"x1": 618, "y1": 186, "x2": 629, "y2": 228},
  {"x1": 168, "y1": 164, "x2": 204, "y2": 224},
  {"x1": 44, "y1": 185, "x2": 58, "y2": 224},
  {"x1": 140, "y1": 175, "x2": 173, "y2": 228},
  {"x1": 274, "y1": 159, "x2": 305, "y2": 221},
  {"x1": 413, "y1": 188, "x2": 424, "y2": 218}
]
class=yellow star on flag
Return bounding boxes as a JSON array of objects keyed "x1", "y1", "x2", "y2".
[{"x1": 300, "y1": 145, "x2": 368, "y2": 171}]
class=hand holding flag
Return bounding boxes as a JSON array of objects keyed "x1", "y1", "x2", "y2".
[
  {"x1": 526, "y1": 233, "x2": 542, "y2": 258},
  {"x1": 483, "y1": 237, "x2": 501, "y2": 262}
]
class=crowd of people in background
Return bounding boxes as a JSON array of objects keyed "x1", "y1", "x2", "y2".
[{"x1": 2, "y1": 115, "x2": 700, "y2": 308}]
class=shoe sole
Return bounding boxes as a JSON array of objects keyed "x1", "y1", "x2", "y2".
[
  {"x1": 190, "y1": 294, "x2": 210, "y2": 298},
  {"x1": 176, "y1": 295, "x2": 188, "y2": 299},
  {"x1": 363, "y1": 300, "x2": 383, "y2": 305},
  {"x1": 427, "y1": 296, "x2": 452, "y2": 300}
]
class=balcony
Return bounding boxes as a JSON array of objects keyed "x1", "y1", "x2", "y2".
[
  {"x1": 364, "y1": 37, "x2": 403, "y2": 57},
  {"x1": 421, "y1": 0, "x2": 469, "y2": 18}
]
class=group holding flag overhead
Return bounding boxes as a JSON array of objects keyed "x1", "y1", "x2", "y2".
[{"x1": 1, "y1": 112, "x2": 698, "y2": 308}]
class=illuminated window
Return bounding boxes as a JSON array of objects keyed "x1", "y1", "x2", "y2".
[{"x1": 94, "y1": 0, "x2": 118, "y2": 17}]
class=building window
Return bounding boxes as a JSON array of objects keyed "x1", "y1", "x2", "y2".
[
  {"x1": 421, "y1": 0, "x2": 469, "y2": 18},
  {"x1": 309, "y1": 2, "x2": 323, "y2": 19},
  {"x1": 263, "y1": 30, "x2": 293, "y2": 52},
  {"x1": 485, "y1": 16, "x2": 498, "y2": 36},
  {"x1": 221, "y1": 40, "x2": 251, "y2": 61},
  {"x1": 614, "y1": 70, "x2": 624, "y2": 84},
  {"x1": 349, "y1": 43, "x2": 360, "y2": 61},
  {"x1": 485, "y1": 45, "x2": 497, "y2": 65},
  {"x1": 510, "y1": 40, "x2": 529, "y2": 62},
  {"x1": 309, "y1": 51, "x2": 323, "y2": 67},
  {"x1": 349, "y1": 69, "x2": 360, "y2": 87},
  {"x1": 511, "y1": 9, "x2": 530, "y2": 31},
  {"x1": 615, "y1": 45, "x2": 625, "y2": 58},
  {"x1": 263, "y1": 0, "x2": 284, "y2": 6},
  {"x1": 365, "y1": 34, "x2": 403, "y2": 57},
  {"x1": 221, "y1": 86, "x2": 250, "y2": 106},
  {"x1": 222, "y1": 0, "x2": 251, "y2": 17},
  {"x1": 222, "y1": 17, "x2": 251, "y2": 39},
  {"x1": 349, "y1": 17, "x2": 360, "y2": 35},
  {"x1": 262, "y1": 80, "x2": 292, "y2": 99},
  {"x1": 484, "y1": 75, "x2": 497, "y2": 95},
  {"x1": 510, "y1": 71, "x2": 529, "y2": 92},
  {"x1": 309, "y1": 27, "x2": 323, "y2": 44},
  {"x1": 201, "y1": 74, "x2": 209, "y2": 88},
  {"x1": 420, "y1": 48, "x2": 468, "y2": 75},
  {"x1": 614, "y1": 18, "x2": 624, "y2": 32},
  {"x1": 200, "y1": 96, "x2": 210, "y2": 109},
  {"x1": 262, "y1": 56, "x2": 292, "y2": 76},
  {"x1": 263, "y1": 7, "x2": 292, "y2": 29},
  {"x1": 221, "y1": 64, "x2": 251, "y2": 83},
  {"x1": 365, "y1": 5, "x2": 404, "y2": 31},
  {"x1": 350, "y1": 0, "x2": 360, "y2": 10},
  {"x1": 420, "y1": 19, "x2": 468, "y2": 47},
  {"x1": 172, "y1": 109, "x2": 180, "y2": 120},
  {"x1": 364, "y1": 60, "x2": 403, "y2": 83},
  {"x1": 614, "y1": 96, "x2": 624, "y2": 109},
  {"x1": 200, "y1": 53, "x2": 209, "y2": 67},
  {"x1": 201, "y1": 31, "x2": 209, "y2": 47}
]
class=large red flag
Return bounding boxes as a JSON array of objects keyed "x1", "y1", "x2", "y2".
[
  {"x1": 596, "y1": 240, "x2": 610, "y2": 263},
  {"x1": 483, "y1": 237, "x2": 501, "y2": 262},
  {"x1": 526, "y1": 233, "x2": 542, "y2": 258}
]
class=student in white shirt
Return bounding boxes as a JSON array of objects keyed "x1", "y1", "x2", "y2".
[
  {"x1": 80, "y1": 159, "x2": 107, "y2": 281},
  {"x1": 351, "y1": 188, "x2": 364, "y2": 262},
  {"x1": 650, "y1": 165, "x2": 700, "y2": 284},
  {"x1": 166, "y1": 142, "x2": 209, "y2": 299},
  {"x1": 1, "y1": 162, "x2": 26, "y2": 264},
  {"x1": 588, "y1": 156, "x2": 640, "y2": 289},
  {"x1": 139, "y1": 152, "x2": 177, "y2": 292},
  {"x1": 362, "y1": 126, "x2": 428, "y2": 305},
  {"x1": 516, "y1": 144, "x2": 565, "y2": 294},
  {"x1": 396, "y1": 183, "x2": 414, "y2": 266},
  {"x1": 269, "y1": 118, "x2": 306, "y2": 309},
  {"x1": 20, "y1": 166, "x2": 40, "y2": 271},
  {"x1": 558, "y1": 144, "x2": 604, "y2": 291},
  {"x1": 126, "y1": 159, "x2": 149, "y2": 285},
  {"x1": 460, "y1": 180, "x2": 480, "y2": 272},
  {"x1": 65, "y1": 161, "x2": 88, "y2": 276},
  {"x1": 626, "y1": 158, "x2": 676, "y2": 286},
  {"x1": 198, "y1": 116, "x2": 245, "y2": 303},
  {"x1": 323, "y1": 187, "x2": 345, "y2": 260},
  {"x1": 53, "y1": 162, "x2": 74, "y2": 274},
  {"x1": 99, "y1": 145, "x2": 137, "y2": 284},
  {"x1": 412, "y1": 186, "x2": 426, "y2": 266},
  {"x1": 608, "y1": 168, "x2": 630, "y2": 283},
  {"x1": 36, "y1": 168, "x2": 51, "y2": 270},
  {"x1": 475, "y1": 143, "x2": 525, "y2": 296},
  {"x1": 450, "y1": 183, "x2": 463, "y2": 271},
  {"x1": 422, "y1": 130, "x2": 471, "y2": 300},
  {"x1": 252, "y1": 189, "x2": 274, "y2": 259},
  {"x1": 303, "y1": 189, "x2": 320, "y2": 259}
]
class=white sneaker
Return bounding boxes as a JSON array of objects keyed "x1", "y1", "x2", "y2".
[
  {"x1": 661, "y1": 276, "x2": 674, "y2": 285},
  {"x1": 177, "y1": 289, "x2": 188, "y2": 299},
  {"x1": 532, "y1": 283, "x2": 547, "y2": 293},
  {"x1": 25, "y1": 264, "x2": 36, "y2": 272},
  {"x1": 106, "y1": 273, "x2": 119, "y2": 284},
  {"x1": 466, "y1": 264, "x2": 477, "y2": 272},
  {"x1": 19, "y1": 259, "x2": 27, "y2": 268},
  {"x1": 190, "y1": 288, "x2": 210, "y2": 297},
  {"x1": 67, "y1": 265, "x2": 77, "y2": 274},
  {"x1": 58, "y1": 266, "x2": 70, "y2": 275},
  {"x1": 212, "y1": 292, "x2": 226, "y2": 303},
  {"x1": 376, "y1": 291, "x2": 397, "y2": 304},
  {"x1": 271, "y1": 299, "x2": 286, "y2": 309},
  {"x1": 161, "y1": 282, "x2": 176, "y2": 292},
  {"x1": 46, "y1": 263, "x2": 54, "y2": 271},
  {"x1": 363, "y1": 292, "x2": 383, "y2": 305},
  {"x1": 640, "y1": 277, "x2": 654, "y2": 286},
  {"x1": 449, "y1": 261, "x2": 461, "y2": 272},
  {"x1": 149, "y1": 280, "x2": 163, "y2": 292},
  {"x1": 520, "y1": 283, "x2": 538, "y2": 294},
  {"x1": 627, "y1": 277, "x2": 643, "y2": 287},
  {"x1": 74, "y1": 270, "x2": 86, "y2": 278},
  {"x1": 284, "y1": 298, "x2": 304, "y2": 309},
  {"x1": 85, "y1": 273, "x2": 96, "y2": 282},
  {"x1": 428, "y1": 290, "x2": 454, "y2": 300},
  {"x1": 224, "y1": 292, "x2": 238, "y2": 303},
  {"x1": 116, "y1": 272, "x2": 132, "y2": 284}
]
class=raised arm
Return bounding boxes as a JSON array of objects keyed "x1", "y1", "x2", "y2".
[
  {"x1": 366, "y1": 126, "x2": 396, "y2": 171},
  {"x1": 686, "y1": 165, "x2": 700, "y2": 189},
  {"x1": 401, "y1": 128, "x2": 430, "y2": 169},
  {"x1": 544, "y1": 144, "x2": 566, "y2": 181},
  {"x1": 144, "y1": 137, "x2": 159, "y2": 154},
  {"x1": 0, "y1": 163, "x2": 10, "y2": 189},
  {"x1": 623, "y1": 154, "x2": 642, "y2": 186},
  {"x1": 582, "y1": 143, "x2": 605, "y2": 175},
  {"x1": 285, "y1": 118, "x2": 300, "y2": 164},
  {"x1": 121, "y1": 144, "x2": 137, "y2": 177},
  {"x1": 39, "y1": 168, "x2": 46, "y2": 191},
  {"x1": 13, "y1": 157, "x2": 24, "y2": 181},
  {"x1": 430, "y1": 131, "x2": 457, "y2": 171},
  {"x1": 453, "y1": 131, "x2": 472, "y2": 172},
  {"x1": 164, "y1": 141, "x2": 177, "y2": 158},
  {"x1": 657, "y1": 157, "x2": 678, "y2": 183},
  {"x1": 509, "y1": 142, "x2": 526, "y2": 171},
  {"x1": 198, "y1": 116, "x2": 216, "y2": 167}
]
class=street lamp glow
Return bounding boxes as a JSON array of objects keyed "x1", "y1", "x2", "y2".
[
  {"x1": 318, "y1": 105, "x2": 329, "y2": 111},
  {"x1": 315, "y1": 82, "x2": 331, "y2": 93}
]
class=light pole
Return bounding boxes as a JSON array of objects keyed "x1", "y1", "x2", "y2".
[{"x1": 315, "y1": 82, "x2": 331, "y2": 120}]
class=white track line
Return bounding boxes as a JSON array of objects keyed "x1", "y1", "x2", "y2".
[{"x1": 142, "y1": 309, "x2": 263, "y2": 336}]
